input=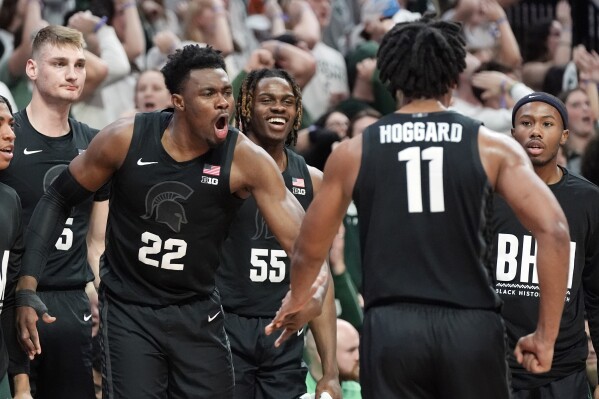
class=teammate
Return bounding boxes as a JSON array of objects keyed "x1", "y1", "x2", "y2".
[
  {"x1": 216, "y1": 68, "x2": 340, "y2": 399},
  {"x1": 15, "y1": 44, "x2": 328, "y2": 398},
  {"x1": 493, "y1": 92, "x2": 599, "y2": 398},
  {"x1": 267, "y1": 16, "x2": 571, "y2": 399},
  {"x1": 0, "y1": 96, "x2": 29, "y2": 398},
  {"x1": 0, "y1": 26, "x2": 109, "y2": 399}
]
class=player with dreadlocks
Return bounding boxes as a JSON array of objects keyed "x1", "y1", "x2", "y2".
[
  {"x1": 216, "y1": 68, "x2": 341, "y2": 399},
  {"x1": 266, "y1": 15, "x2": 571, "y2": 399}
]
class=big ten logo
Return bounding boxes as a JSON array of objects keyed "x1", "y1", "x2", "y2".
[
  {"x1": 201, "y1": 176, "x2": 218, "y2": 185},
  {"x1": 292, "y1": 187, "x2": 305, "y2": 195},
  {"x1": 496, "y1": 234, "x2": 576, "y2": 288}
]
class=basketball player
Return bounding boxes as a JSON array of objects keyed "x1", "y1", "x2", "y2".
[
  {"x1": 217, "y1": 68, "x2": 340, "y2": 399},
  {"x1": 267, "y1": 16, "x2": 571, "y2": 399},
  {"x1": 0, "y1": 26, "x2": 109, "y2": 399},
  {"x1": 494, "y1": 92, "x2": 599, "y2": 398},
  {"x1": 15, "y1": 44, "x2": 328, "y2": 398}
]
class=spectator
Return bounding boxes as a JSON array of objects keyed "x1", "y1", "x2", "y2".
[
  {"x1": 521, "y1": 0, "x2": 572, "y2": 92},
  {"x1": 299, "y1": 0, "x2": 350, "y2": 121},
  {"x1": 121, "y1": 69, "x2": 172, "y2": 117},
  {"x1": 559, "y1": 87, "x2": 597, "y2": 174},
  {"x1": 305, "y1": 319, "x2": 361, "y2": 398}
]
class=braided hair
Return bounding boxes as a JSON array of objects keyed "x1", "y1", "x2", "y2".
[
  {"x1": 235, "y1": 68, "x2": 303, "y2": 147},
  {"x1": 377, "y1": 15, "x2": 466, "y2": 100}
]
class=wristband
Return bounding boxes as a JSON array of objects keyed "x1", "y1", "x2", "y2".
[
  {"x1": 494, "y1": 16, "x2": 507, "y2": 25},
  {"x1": 93, "y1": 16, "x2": 108, "y2": 33},
  {"x1": 120, "y1": 1, "x2": 137, "y2": 12},
  {"x1": 15, "y1": 290, "x2": 49, "y2": 318}
]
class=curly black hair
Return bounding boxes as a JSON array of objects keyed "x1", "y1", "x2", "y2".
[{"x1": 161, "y1": 44, "x2": 227, "y2": 95}]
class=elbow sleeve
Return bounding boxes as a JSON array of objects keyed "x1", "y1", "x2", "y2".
[{"x1": 20, "y1": 169, "x2": 94, "y2": 280}]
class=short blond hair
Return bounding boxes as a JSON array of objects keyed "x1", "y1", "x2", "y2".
[{"x1": 32, "y1": 25, "x2": 85, "y2": 59}]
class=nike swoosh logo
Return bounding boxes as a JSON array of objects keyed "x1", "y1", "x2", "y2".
[
  {"x1": 24, "y1": 148, "x2": 43, "y2": 155},
  {"x1": 84, "y1": 314, "x2": 92, "y2": 321},
  {"x1": 297, "y1": 327, "x2": 304, "y2": 336},
  {"x1": 208, "y1": 311, "x2": 221, "y2": 322},
  {"x1": 137, "y1": 158, "x2": 158, "y2": 166}
]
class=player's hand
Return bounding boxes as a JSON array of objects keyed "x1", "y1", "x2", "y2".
[
  {"x1": 315, "y1": 374, "x2": 342, "y2": 399},
  {"x1": 266, "y1": 291, "x2": 322, "y2": 347},
  {"x1": 514, "y1": 332, "x2": 555, "y2": 373},
  {"x1": 594, "y1": 385, "x2": 599, "y2": 399},
  {"x1": 15, "y1": 290, "x2": 56, "y2": 359},
  {"x1": 265, "y1": 266, "x2": 329, "y2": 346}
]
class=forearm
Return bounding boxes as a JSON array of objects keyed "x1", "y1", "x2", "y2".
[
  {"x1": 8, "y1": 0, "x2": 43, "y2": 77},
  {"x1": 95, "y1": 26, "x2": 131, "y2": 86},
  {"x1": 332, "y1": 271, "x2": 363, "y2": 330},
  {"x1": 308, "y1": 270, "x2": 339, "y2": 378},
  {"x1": 205, "y1": 11, "x2": 234, "y2": 56},
  {"x1": 535, "y1": 229, "x2": 570, "y2": 342},
  {"x1": 1, "y1": 304, "x2": 29, "y2": 376},
  {"x1": 554, "y1": 26, "x2": 572, "y2": 66},
  {"x1": 18, "y1": 170, "x2": 94, "y2": 283},
  {"x1": 120, "y1": 2, "x2": 147, "y2": 61},
  {"x1": 496, "y1": 20, "x2": 522, "y2": 68},
  {"x1": 12, "y1": 373, "x2": 31, "y2": 396}
]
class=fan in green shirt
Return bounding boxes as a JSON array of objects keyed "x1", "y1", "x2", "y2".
[{"x1": 304, "y1": 319, "x2": 362, "y2": 399}]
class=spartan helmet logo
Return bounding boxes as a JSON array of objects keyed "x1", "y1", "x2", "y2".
[
  {"x1": 141, "y1": 181, "x2": 194, "y2": 233},
  {"x1": 251, "y1": 210, "x2": 274, "y2": 241},
  {"x1": 43, "y1": 165, "x2": 69, "y2": 192}
]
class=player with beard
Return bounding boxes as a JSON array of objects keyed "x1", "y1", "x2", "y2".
[
  {"x1": 14, "y1": 44, "x2": 328, "y2": 398},
  {"x1": 493, "y1": 92, "x2": 599, "y2": 398},
  {"x1": 217, "y1": 68, "x2": 340, "y2": 399}
]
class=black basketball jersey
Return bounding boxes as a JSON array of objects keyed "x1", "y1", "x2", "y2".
[
  {"x1": 101, "y1": 111, "x2": 243, "y2": 305},
  {"x1": 216, "y1": 149, "x2": 313, "y2": 317},
  {"x1": 0, "y1": 110, "x2": 106, "y2": 289},
  {"x1": 0, "y1": 183, "x2": 23, "y2": 377},
  {"x1": 493, "y1": 167, "x2": 599, "y2": 389},
  {"x1": 355, "y1": 111, "x2": 500, "y2": 311}
]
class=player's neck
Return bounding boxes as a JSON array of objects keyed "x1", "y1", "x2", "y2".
[
  {"x1": 535, "y1": 161, "x2": 563, "y2": 185},
  {"x1": 398, "y1": 98, "x2": 449, "y2": 114},
  {"x1": 162, "y1": 117, "x2": 209, "y2": 162},
  {"x1": 26, "y1": 97, "x2": 71, "y2": 137},
  {"x1": 248, "y1": 133, "x2": 287, "y2": 172}
]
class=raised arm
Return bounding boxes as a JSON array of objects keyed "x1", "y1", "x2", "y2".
[{"x1": 479, "y1": 127, "x2": 570, "y2": 373}]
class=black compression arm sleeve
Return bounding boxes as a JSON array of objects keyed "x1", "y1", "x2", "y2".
[{"x1": 20, "y1": 169, "x2": 94, "y2": 280}]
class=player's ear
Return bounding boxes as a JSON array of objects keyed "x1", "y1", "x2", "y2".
[
  {"x1": 560, "y1": 129, "x2": 569, "y2": 145},
  {"x1": 171, "y1": 93, "x2": 184, "y2": 111}
]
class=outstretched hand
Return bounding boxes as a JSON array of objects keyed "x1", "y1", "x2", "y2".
[
  {"x1": 265, "y1": 267, "x2": 329, "y2": 347},
  {"x1": 514, "y1": 332, "x2": 555, "y2": 374},
  {"x1": 15, "y1": 290, "x2": 56, "y2": 360}
]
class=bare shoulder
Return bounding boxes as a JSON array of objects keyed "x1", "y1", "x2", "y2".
[
  {"x1": 230, "y1": 131, "x2": 281, "y2": 196},
  {"x1": 326, "y1": 135, "x2": 362, "y2": 173},
  {"x1": 81, "y1": 115, "x2": 136, "y2": 169},
  {"x1": 478, "y1": 125, "x2": 531, "y2": 188},
  {"x1": 307, "y1": 164, "x2": 323, "y2": 192}
]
